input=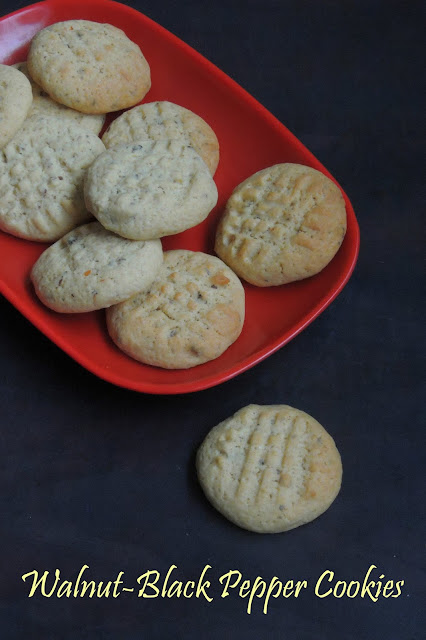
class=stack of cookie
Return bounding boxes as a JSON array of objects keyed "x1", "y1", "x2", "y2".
[
  {"x1": 1, "y1": 18, "x2": 347, "y2": 372},
  {"x1": 0, "y1": 19, "x2": 152, "y2": 242},
  {"x1": 0, "y1": 19, "x2": 245, "y2": 369}
]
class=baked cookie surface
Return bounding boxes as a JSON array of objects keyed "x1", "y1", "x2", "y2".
[
  {"x1": 84, "y1": 140, "x2": 218, "y2": 240},
  {"x1": 31, "y1": 222, "x2": 163, "y2": 313},
  {"x1": 215, "y1": 163, "x2": 347, "y2": 286},
  {"x1": 196, "y1": 404, "x2": 342, "y2": 533},
  {"x1": 0, "y1": 64, "x2": 32, "y2": 148},
  {"x1": 102, "y1": 101, "x2": 219, "y2": 175},
  {"x1": 12, "y1": 62, "x2": 105, "y2": 135},
  {"x1": 107, "y1": 250, "x2": 245, "y2": 368},
  {"x1": 27, "y1": 20, "x2": 151, "y2": 114},
  {"x1": 0, "y1": 115, "x2": 105, "y2": 242}
]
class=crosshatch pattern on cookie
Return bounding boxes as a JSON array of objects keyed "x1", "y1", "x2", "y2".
[
  {"x1": 102, "y1": 101, "x2": 219, "y2": 175},
  {"x1": 197, "y1": 404, "x2": 342, "y2": 533},
  {"x1": 0, "y1": 115, "x2": 105, "y2": 241},
  {"x1": 215, "y1": 164, "x2": 347, "y2": 286},
  {"x1": 107, "y1": 250, "x2": 245, "y2": 369}
]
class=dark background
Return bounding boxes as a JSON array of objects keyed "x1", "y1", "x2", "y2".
[{"x1": 1, "y1": 0, "x2": 424, "y2": 638}]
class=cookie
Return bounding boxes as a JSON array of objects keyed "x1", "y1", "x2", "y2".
[
  {"x1": 102, "y1": 101, "x2": 219, "y2": 175},
  {"x1": 31, "y1": 222, "x2": 163, "y2": 313},
  {"x1": 0, "y1": 115, "x2": 105, "y2": 242},
  {"x1": 12, "y1": 62, "x2": 105, "y2": 135},
  {"x1": 106, "y1": 250, "x2": 245, "y2": 369},
  {"x1": 0, "y1": 64, "x2": 33, "y2": 148},
  {"x1": 196, "y1": 404, "x2": 342, "y2": 533},
  {"x1": 27, "y1": 20, "x2": 151, "y2": 114},
  {"x1": 215, "y1": 163, "x2": 347, "y2": 286},
  {"x1": 84, "y1": 140, "x2": 218, "y2": 240}
]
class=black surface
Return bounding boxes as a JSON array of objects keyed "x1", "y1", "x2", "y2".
[{"x1": 1, "y1": 1, "x2": 424, "y2": 638}]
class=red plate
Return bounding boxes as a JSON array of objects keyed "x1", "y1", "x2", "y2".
[{"x1": 0, "y1": 0, "x2": 359, "y2": 395}]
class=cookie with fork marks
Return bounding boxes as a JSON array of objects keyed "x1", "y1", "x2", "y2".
[
  {"x1": 106, "y1": 250, "x2": 245, "y2": 368},
  {"x1": 215, "y1": 163, "x2": 347, "y2": 286},
  {"x1": 196, "y1": 404, "x2": 342, "y2": 533},
  {"x1": 102, "y1": 101, "x2": 219, "y2": 175}
]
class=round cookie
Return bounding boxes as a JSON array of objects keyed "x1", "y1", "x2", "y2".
[
  {"x1": 106, "y1": 250, "x2": 245, "y2": 369},
  {"x1": 196, "y1": 404, "x2": 342, "y2": 533},
  {"x1": 0, "y1": 115, "x2": 105, "y2": 242},
  {"x1": 215, "y1": 163, "x2": 347, "y2": 286},
  {"x1": 31, "y1": 222, "x2": 163, "y2": 313},
  {"x1": 12, "y1": 62, "x2": 105, "y2": 135},
  {"x1": 102, "y1": 101, "x2": 219, "y2": 175},
  {"x1": 27, "y1": 20, "x2": 151, "y2": 114},
  {"x1": 84, "y1": 140, "x2": 218, "y2": 240},
  {"x1": 0, "y1": 64, "x2": 32, "y2": 148}
]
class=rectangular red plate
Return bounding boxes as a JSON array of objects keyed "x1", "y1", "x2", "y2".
[{"x1": 0, "y1": 0, "x2": 359, "y2": 394}]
